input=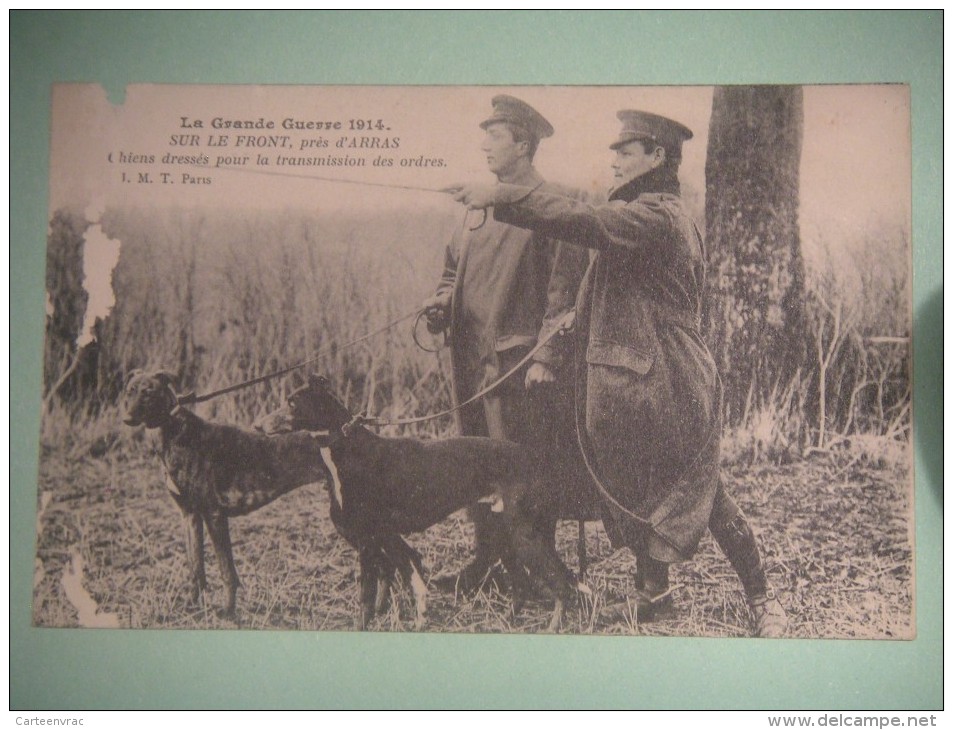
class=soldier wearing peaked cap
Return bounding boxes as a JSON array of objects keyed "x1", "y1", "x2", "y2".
[
  {"x1": 478, "y1": 94, "x2": 556, "y2": 138},
  {"x1": 446, "y1": 109, "x2": 788, "y2": 637},
  {"x1": 422, "y1": 96, "x2": 592, "y2": 594},
  {"x1": 609, "y1": 109, "x2": 694, "y2": 154}
]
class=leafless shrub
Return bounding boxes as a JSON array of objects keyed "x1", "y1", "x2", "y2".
[
  {"x1": 34, "y1": 206, "x2": 912, "y2": 636},
  {"x1": 799, "y1": 221, "x2": 910, "y2": 467}
]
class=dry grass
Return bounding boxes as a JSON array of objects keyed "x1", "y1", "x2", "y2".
[
  {"x1": 34, "y1": 205, "x2": 912, "y2": 638},
  {"x1": 33, "y1": 409, "x2": 913, "y2": 639}
]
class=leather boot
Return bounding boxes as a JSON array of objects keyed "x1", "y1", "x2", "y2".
[
  {"x1": 599, "y1": 554, "x2": 674, "y2": 624},
  {"x1": 749, "y1": 590, "x2": 788, "y2": 638},
  {"x1": 709, "y1": 488, "x2": 787, "y2": 637}
]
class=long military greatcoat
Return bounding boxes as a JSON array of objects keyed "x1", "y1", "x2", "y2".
[
  {"x1": 434, "y1": 168, "x2": 582, "y2": 426},
  {"x1": 433, "y1": 168, "x2": 596, "y2": 519},
  {"x1": 494, "y1": 168, "x2": 722, "y2": 561}
]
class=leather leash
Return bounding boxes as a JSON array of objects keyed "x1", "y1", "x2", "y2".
[
  {"x1": 344, "y1": 308, "x2": 576, "y2": 431},
  {"x1": 176, "y1": 308, "x2": 421, "y2": 407},
  {"x1": 205, "y1": 165, "x2": 488, "y2": 230},
  {"x1": 572, "y1": 361, "x2": 722, "y2": 551}
]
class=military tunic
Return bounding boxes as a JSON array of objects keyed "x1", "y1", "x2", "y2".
[{"x1": 433, "y1": 168, "x2": 595, "y2": 519}]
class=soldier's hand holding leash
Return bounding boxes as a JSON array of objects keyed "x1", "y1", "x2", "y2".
[
  {"x1": 524, "y1": 361, "x2": 556, "y2": 390},
  {"x1": 420, "y1": 293, "x2": 451, "y2": 335}
]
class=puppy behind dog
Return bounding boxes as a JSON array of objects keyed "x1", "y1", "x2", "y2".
[{"x1": 121, "y1": 369, "x2": 328, "y2": 618}]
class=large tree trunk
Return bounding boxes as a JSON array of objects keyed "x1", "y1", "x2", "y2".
[{"x1": 703, "y1": 85, "x2": 807, "y2": 424}]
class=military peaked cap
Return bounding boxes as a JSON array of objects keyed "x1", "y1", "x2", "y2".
[
  {"x1": 480, "y1": 95, "x2": 554, "y2": 139},
  {"x1": 610, "y1": 110, "x2": 693, "y2": 153}
]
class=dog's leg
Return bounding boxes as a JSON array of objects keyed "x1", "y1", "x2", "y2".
[
  {"x1": 205, "y1": 511, "x2": 240, "y2": 620},
  {"x1": 382, "y1": 536, "x2": 428, "y2": 630},
  {"x1": 182, "y1": 509, "x2": 207, "y2": 608},
  {"x1": 549, "y1": 598, "x2": 565, "y2": 633},
  {"x1": 577, "y1": 521, "x2": 588, "y2": 582},
  {"x1": 409, "y1": 572, "x2": 428, "y2": 630},
  {"x1": 373, "y1": 557, "x2": 395, "y2": 618},
  {"x1": 385, "y1": 535, "x2": 427, "y2": 631},
  {"x1": 506, "y1": 514, "x2": 576, "y2": 633},
  {"x1": 454, "y1": 504, "x2": 507, "y2": 595},
  {"x1": 496, "y1": 531, "x2": 531, "y2": 617},
  {"x1": 357, "y1": 545, "x2": 382, "y2": 630}
]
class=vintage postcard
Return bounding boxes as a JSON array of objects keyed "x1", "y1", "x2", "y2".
[{"x1": 35, "y1": 84, "x2": 912, "y2": 638}]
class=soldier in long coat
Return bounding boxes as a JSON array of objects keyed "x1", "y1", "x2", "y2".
[
  {"x1": 446, "y1": 110, "x2": 787, "y2": 637},
  {"x1": 422, "y1": 96, "x2": 592, "y2": 592}
]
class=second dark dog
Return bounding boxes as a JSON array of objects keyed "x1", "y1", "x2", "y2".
[
  {"x1": 122, "y1": 369, "x2": 329, "y2": 619},
  {"x1": 258, "y1": 373, "x2": 580, "y2": 631}
]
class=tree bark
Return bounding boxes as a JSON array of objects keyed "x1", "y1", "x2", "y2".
[{"x1": 703, "y1": 85, "x2": 807, "y2": 423}]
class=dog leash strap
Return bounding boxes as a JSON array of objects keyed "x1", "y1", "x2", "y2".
[
  {"x1": 178, "y1": 308, "x2": 422, "y2": 406},
  {"x1": 572, "y1": 370, "x2": 721, "y2": 550},
  {"x1": 205, "y1": 164, "x2": 452, "y2": 194},
  {"x1": 363, "y1": 308, "x2": 575, "y2": 428}
]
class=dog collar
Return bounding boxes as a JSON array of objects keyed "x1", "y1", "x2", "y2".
[
  {"x1": 340, "y1": 414, "x2": 367, "y2": 438},
  {"x1": 305, "y1": 427, "x2": 344, "y2": 447}
]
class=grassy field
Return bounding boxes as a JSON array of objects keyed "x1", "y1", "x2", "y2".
[
  {"x1": 32, "y1": 418, "x2": 912, "y2": 638},
  {"x1": 33, "y1": 205, "x2": 913, "y2": 638}
]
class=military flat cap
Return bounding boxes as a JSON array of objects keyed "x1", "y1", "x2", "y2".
[
  {"x1": 610, "y1": 110, "x2": 693, "y2": 152},
  {"x1": 480, "y1": 95, "x2": 554, "y2": 139}
]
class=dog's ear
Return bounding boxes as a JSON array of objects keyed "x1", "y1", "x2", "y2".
[{"x1": 155, "y1": 371, "x2": 178, "y2": 388}]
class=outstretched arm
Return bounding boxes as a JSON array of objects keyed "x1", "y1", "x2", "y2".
[{"x1": 448, "y1": 182, "x2": 671, "y2": 255}]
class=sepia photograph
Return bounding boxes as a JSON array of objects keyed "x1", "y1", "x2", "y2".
[{"x1": 32, "y1": 83, "x2": 914, "y2": 640}]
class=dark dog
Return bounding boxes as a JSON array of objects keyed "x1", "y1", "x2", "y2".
[
  {"x1": 121, "y1": 370, "x2": 329, "y2": 619},
  {"x1": 258, "y1": 373, "x2": 581, "y2": 631}
]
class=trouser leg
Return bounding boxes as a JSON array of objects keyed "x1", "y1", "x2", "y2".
[
  {"x1": 456, "y1": 501, "x2": 508, "y2": 586},
  {"x1": 708, "y1": 482, "x2": 768, "y2": 599},
  {"x1": 445, "y1": 371, "x2": 534, "y2": 593},
  {"x1": 632, "y1": 527, "x2": 670, "y2": 596},
  {"x1": 708, "y1": 482, "x2": 788, "y2": 636},
  {"x1": 598, "y1": 535, "x2": 673, "y2": 623},
  {"x1": 635, "y1": 553, "x2": 670, "y2": 596},
  {"x1": 466, "y1": 356, "x2": 564, "y2": 593},
  {"x1": 471, "y1": 372, "x2": 536, "y2": 561}
]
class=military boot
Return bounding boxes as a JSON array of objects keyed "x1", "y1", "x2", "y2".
[
  {"x1": 749, "y1": 589, "x2": 788, "y2": 638},
  {"x1": 599, "y1": 555, "x2": 675, "y2": 625}
]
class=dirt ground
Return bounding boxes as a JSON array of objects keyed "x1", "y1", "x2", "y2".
[{"x1": 31, "y1": 436, "x2": 913, "y2": 639}]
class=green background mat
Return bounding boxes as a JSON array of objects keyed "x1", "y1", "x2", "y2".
[{"x1": 10, "y1": 11, "x2": 942, "y2": 710}]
